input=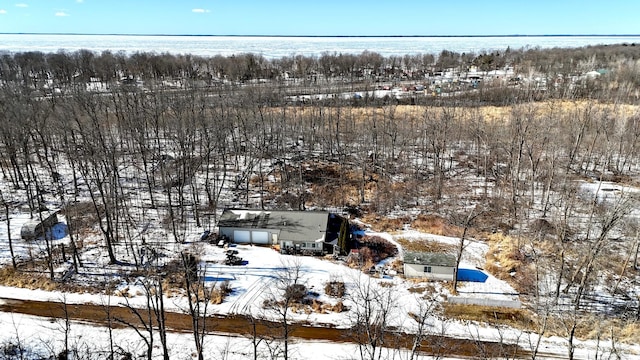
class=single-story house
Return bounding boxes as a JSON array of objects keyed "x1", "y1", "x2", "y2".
[
  {"x1": 217, "y1": 209, "x2": 348, "y2": 255},
  {"x1": 21, "y1": 211, "x2": 59, "y2": 240},
  {"x1": 403, "y1": 251, "x2": 456, "y2": 281}
]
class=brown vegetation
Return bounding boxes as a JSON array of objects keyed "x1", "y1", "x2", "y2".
[
  {"x1": 360, "y1": 215, "x2": 410, "y2": 232},
  {"x1": 210, "y1": 281, "x2": 233, "y2": 304},
  {"x1": 0, "y1": 266, "x2": 59, "y2": 291},
  {"x1": 347, "y1": 235, "x2": 398, "y2": 272},
  {"x1": 443, "y1": 303, "x2": 534, "y2": 329},
  {"x1": 396, "y1": 237, "x2": 457, "y2": 253},
  {"x1": 484, "y1": 233, "x2": 536, "y2": 294},
  {"x1": 324, "y1": 280, "x2": 346, "y2": 298},
  {"x1": 411, "y1": 214, "x2": 463, "y2": 237}
]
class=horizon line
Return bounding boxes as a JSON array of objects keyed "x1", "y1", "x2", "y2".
[{"x1": 2, "y1": 32, "x2": 640, "y2": 38}]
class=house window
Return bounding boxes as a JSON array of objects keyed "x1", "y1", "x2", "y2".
[
  {"x1": 301, "y1": 243, "x2": 306, "y2": 248},
  {"x1": 423, "y1": 266, "x2": 432, "y2": 273},
  {"x1": 311, "y1": 243, "x2": 316, "y2": 248}
]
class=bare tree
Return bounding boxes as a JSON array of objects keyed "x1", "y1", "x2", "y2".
[
  {"x1": 115, "y1": 273, "x2": 169, "y2": 360},
  {"x1": 407, "y1": 293, "x2": 440, "y2": 360},
  {"x1": 452, "y1": 206, "x2": 484, "y2": 293},
  {"x1": 181, "y1": 251, "x2": 212, "y2": 360},
  {"x1": 0, "y1": 190, "x2": 17, "y2": 269},
  {"x1": 263, "y1": 258, "x2": 307, "y2": 360},
  {"x1": 348, "y1": 274, "x2": 398, "y2": 360}
]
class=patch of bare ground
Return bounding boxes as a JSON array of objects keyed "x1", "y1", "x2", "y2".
[
  {"x1": 407, "y1": 283, "x2": 437, "y2": 296},
  {"x1": 304, "y1": 163, "x2": 370, "y2": 207},
  {"x1": 443, "y1": 303, "x2": 535, "y2": 330},
  {"x1": 256, "y1": 161, "x2": 379, "y2": 209},
  {"x1": 61, "y1": 201, "x2": 101, "y2": 233}
]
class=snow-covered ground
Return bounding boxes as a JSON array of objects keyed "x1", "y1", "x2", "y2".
[
  {"x1": 0, "y1": 230, "x2": 518, "y2": 327},
  {"x1": 0, "y1": 310, "x2": 370, "y2": 360},
  {"x1": 1, "y1": 173, "x2": 639, "y2": 358},
  {"x1": 1, "y1": 223, "x2": 638, "y2": 359}
]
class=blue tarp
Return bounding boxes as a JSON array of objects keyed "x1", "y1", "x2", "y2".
[
  {"x1": 352, "y1": 229, "x2": 366, "y2": 236},
  {"x1": 456, "y1": 268, "x2": 488, "y2": 282}
]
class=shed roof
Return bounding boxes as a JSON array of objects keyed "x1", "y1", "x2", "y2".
[
  {"x1": 404, "y1": 251, "x2": 456, "y2": 267},
  {"x1": 218, "y1": 209, "x2": 329, "y2": 243}
]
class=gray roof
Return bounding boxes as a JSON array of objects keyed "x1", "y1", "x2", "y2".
[
  {"x1": 404, "y1": 251, "x2": 456, "y2": 267},
  {"x1": 218, "y1": 209, "x2": 329, "y2": 243}
]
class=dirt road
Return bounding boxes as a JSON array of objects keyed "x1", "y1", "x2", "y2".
[{"x1": 0, "y1": 296, "x2": 526, "y2": 358}]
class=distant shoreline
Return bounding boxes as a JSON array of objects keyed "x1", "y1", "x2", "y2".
[{"x1": 1, "y1": 33, "x2": 640, "y2": 38}]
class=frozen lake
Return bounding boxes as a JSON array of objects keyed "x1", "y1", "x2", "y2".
[{"x1": 1, "y1": 34, "x2": 639, "y2": 58}]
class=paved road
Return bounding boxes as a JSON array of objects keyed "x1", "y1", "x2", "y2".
[{"x1": 0, "y1": 296, "x2": 528, "y2": 358}]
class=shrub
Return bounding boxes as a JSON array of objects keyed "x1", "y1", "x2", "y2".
[
  {"x1": 0, "y1": 267, "x2": 58, "y2": 291},
  {"x1": 324, "y1": 281, "x2": 346, "y2": 298},
  {"x1": 285, "y1": 283, "x2": 307, "y2": 303},
  {"x1": 332, "y1": 301, "x2": 345, "y2": 312},
  {"x1": 210, "y1": 281, "x2": 233, "y2": 304},
  {"x1": 355, "y1": 235, "x2": 399, "y2": 266}
]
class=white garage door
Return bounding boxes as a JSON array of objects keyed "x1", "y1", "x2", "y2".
[
  {"x1": 233, "y1": 230, "x2": 251, "y2": 243},
  {"x1": 251, "y1": 231, "x2": 269, "y2": 244}
]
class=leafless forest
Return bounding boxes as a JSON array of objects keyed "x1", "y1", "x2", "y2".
[{"x1": 2, "y1": 43, "x2": 640, "y2": 358}]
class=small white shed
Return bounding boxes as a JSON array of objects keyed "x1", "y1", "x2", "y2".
[{"x1": 403, "y1": 251, "x2": 456, "y2": 281}]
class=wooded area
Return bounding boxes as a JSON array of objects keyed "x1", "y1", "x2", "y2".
[{"x1": 1, "y1": 43, "x2": 640, "y2": 359}]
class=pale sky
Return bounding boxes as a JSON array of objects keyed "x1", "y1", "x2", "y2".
[{"x1": 0, "y1": 0, "x2": 638, "y2": 36}]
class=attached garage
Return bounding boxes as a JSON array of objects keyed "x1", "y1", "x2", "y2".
[
  {"x1": 230, "y1": 230, "x2": 272, "y2": 244},
  {"x1": 251, "y1": 231, "x2": 270, "y2": 244},
  {"x1": 217, "y1": 209, "x2": 343, "y2": 254},
  {"x1": 233, "y1": 230, "x2": 251, "y2": 243}
]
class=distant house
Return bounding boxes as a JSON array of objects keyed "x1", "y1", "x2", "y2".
[
  {"x1": 403, "y1": 251, "x2": 456, "y2": 281},
  {"x1": 21, "y1": 211, "x2": 59, "y2": 241},
  {"x1": 217, "y1": 209, "x2": 349, "y2": 255}
]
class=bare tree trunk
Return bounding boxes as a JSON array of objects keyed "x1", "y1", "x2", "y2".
[
  {"x1": 453, "y1": 207, "x2": 483, "y2": 293},
  {"x1": 1, "y1": 191, "x2": 17, "y2": 269}
]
